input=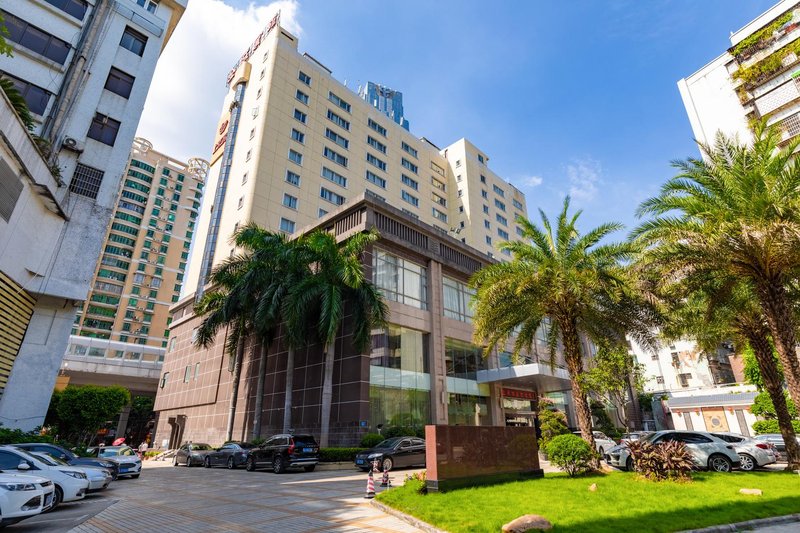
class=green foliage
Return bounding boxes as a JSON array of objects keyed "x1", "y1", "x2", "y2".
[
  {"x1": 742, "y1": 344, "x2": 782, "y2": 391},
  {"x1": 627, "y1": 440, "x2": 694, "y2": 481},
  {"x1": 753, "y1": 419, "x2": 800, "y2": 434},
  {"x1": 250, "y1": 437, "x2": 266, "y2": 447},
  {"x1": 403, "y1": 470, "x2": 427, "y2": 494},
  {"x1": 750, "y1": 390, "x2": 798, "y2": 419},
  {"x1": 731, "y1": 12, "x2": 792, "y2": 56},
  {"x1": 733, "y1": 50, "x2": 788, "y2": 85},
  {"x1": 54, "y1": 385, "x2": 131, "y2": 444},
  {"x1": 582, "y1": 344, "x2": 644, "y2": 430},
  {"x1": 0, "y1": 427, "x2": 53, "y2": 445},
  {"x1": 0, "y1": 14, "x2": 13, "y2": 57},
  {"x1": 0, "y1": 77, "x2": 34, "y2": 130},
  {"x1": 359, "y1": 433, "x2": 385, "y2": 448},
  {"x1": 538, "y1": 408, "x2": 570, "y2": 452},
  {"x1": 590, "y1": 400, "x2": 621, "y2": 440},
  {"x1": 144, "y1": 450, "x2": 161, "y2": 458},
  {"x1": 382, "y1": 426, "x2": 423, "y2": 439},
  {"x1": 319, "y1": 447, "x2": 367, "y2": 462},
  {"x1": 544, "y1": 434, "x2": 595, "y2": 477}
]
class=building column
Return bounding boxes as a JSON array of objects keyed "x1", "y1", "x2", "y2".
[
  {"x1": 428, "y1": 260, "x2": 448, "y2": 425},
  {"x1": 116, "y1": 405, "x2": 131, "y2": 441}
]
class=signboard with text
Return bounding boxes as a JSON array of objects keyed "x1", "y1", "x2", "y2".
[
  {"x1": 502, "y1": 388, "x2": 536, "y2": 400},
  {"x1": 226, "y1": 12, "x2": 280, "y2": 86}
]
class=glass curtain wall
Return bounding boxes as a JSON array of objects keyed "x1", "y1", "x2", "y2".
[
  {"x1": 372, "y1": 249, "x2": 427, "y2": 309},
  {"x1": 445, "y1": 338, "x2": 490, "y2": 426},
  {"x1": 443, "y1": 276, "x2": 474, "y2": 322}
]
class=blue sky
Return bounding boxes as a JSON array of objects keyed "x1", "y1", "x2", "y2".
[{"x1": 142, "y1": 0, "x2": 776, "y2": 235}]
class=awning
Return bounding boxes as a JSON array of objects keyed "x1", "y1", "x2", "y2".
[{"x1": 476, "y1": 363, "x2": 572, "y2": 393}]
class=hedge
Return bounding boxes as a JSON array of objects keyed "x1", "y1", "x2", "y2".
[{"x1": 319, "y1": 447, "x2": 367, "y2": 462}]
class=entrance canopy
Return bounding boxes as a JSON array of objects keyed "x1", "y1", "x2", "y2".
[{"x1": 476, "y1": 362, "x2": 571, "y2": 393}]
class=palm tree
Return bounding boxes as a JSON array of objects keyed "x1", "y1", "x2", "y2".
[
  {"x1": 634, "y1": 124, "x2": 800, "y2": 407},
  {"x1": 288, "y1": 229, "x2": 388, "y2": 447},
  {"x1": 472, "y1": 197, "x2": 656, "y2": 458}
]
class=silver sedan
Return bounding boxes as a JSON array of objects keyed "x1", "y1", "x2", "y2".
[
  {"x1": 605, "y1": 430, "x2": 741, "y2": 472},
  {"x1": 711, "y1": 432, "x2": 777, "y2": 471}
]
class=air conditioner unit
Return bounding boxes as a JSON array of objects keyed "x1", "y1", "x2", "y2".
[{"x1": 62, "y1": 137, "x2": 84, "y2": 153}]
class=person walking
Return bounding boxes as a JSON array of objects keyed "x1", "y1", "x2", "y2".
[{"x1": 138, "y1": 440, "x2": 148, "y2": 459}]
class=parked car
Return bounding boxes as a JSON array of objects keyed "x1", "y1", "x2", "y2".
[
  {"x1": 753, "y1": 433, "x2": 800, "y2": 462},
  {"x1": 0, "y1": 472, "x2": 55, "y2": 527},
  {"x1": 710, "y1": 432, "x2": 777, "y2": 471},
  {"x1": 246, "y1": 434, "x2": 319, "y2": 473},
  {"x1": 31, "y1": 452, "x2": 112, "y2": 492},
  {"x1": 573, "y1": 431, "x2": 617, "y2": 456},
  {"x1": 354, "y1": 437, "x2": 426, "y2": 472},
  {"x1": 620, "y1": 432, "x2": 651, "y2": 445},
  {"x1": 173, "y1": 443, "x2": 215, "y2": 467},
  {"x1": 15, "y1": 443, "x2": 119, "y2": 479},
  {"x1": 605, "y1": 430, "x2": 741, "y2": 472},
  {"x1": 0, "y1": 445, "x2": 89, "y2": 508},
  {"x1": 86, "y1": 446, "x2": 142, "y2": 478},
  {"x1": 204, "y1": 442, "x2": 255, "y2": 469}
]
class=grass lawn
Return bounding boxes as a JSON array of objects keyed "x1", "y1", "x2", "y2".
[{"x1": 376, "y1": 471, "x2": 800, "y2": 532}]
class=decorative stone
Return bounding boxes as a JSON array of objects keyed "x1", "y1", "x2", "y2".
[
  {"x1": 501, "y1": 514, "x2": 553, "y2": 532},
  {"x1": 589, "y1": 483, "x2": 597, "y2": 492},
  {"x1": 739, "y1": 488, "x2": 762, "y2": 496}
]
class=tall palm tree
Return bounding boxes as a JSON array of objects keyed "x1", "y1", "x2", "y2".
[
  {"x1": 634, "y1": 124, "x2": 800, "y2": 407},
  {"x1": 288, "y1": 229, "x2": 388, "y2": 447},
  {"x1": 472, "y1": 198, "x2": 656, "y2": 458}
]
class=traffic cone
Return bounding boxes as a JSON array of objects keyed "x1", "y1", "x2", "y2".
[
  {"x1": 380, "y1": 466, "x2": 390, "y2": 487},
  {"x1": 364, "y1": 470, "x2": 375, "y2": 499}
]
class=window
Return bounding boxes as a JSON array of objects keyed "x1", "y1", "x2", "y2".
[
  {"x1": 483, "y1": 204, "x2": 489, "y2": 214},
  {"x1": 249, "y1": 127, "x2": 255, "y2": 140},
  {"x1": 431, "y1": 161, "x2": 445, "y2": 177},
  {"x1": 401, "y1": 158, "x2": 418, "y2": 174},
  {"x1": 431, "y1": 178, "x2": 446, "y2": 192},
  {"x1": 320, "y1": 187, "x2": 345, "y2": 205},
  {"x1": 293, "y1": 109, "x2": 307, "y2": 124},
  {"x1": 321, "y1": 166, "x2": 347, "y2": 187},
  {"x1": 401, "y1": 175, "x2": 418, "y2": 190},
  {"x1": 242, "y1": 172, "x2": 248, "y2": 185},
  {"x1": 496, "y1": 214, "x2": 508, "y2": 226},
  {"x1": 443, "y1": 277, "x2": 475, "y2": 323},
  {"x1": 318, "y1": 208, "x2": 328, "y2": 217},
  {"x1": 279, "y1": 217, "x2": 295, "y2": 233},
  {"x1": 455, "y1": 160, "x2": 461, "y2": 168},
  {"x1": 288, "y1": 149, "x2": 303, "y2": 165},
  {"x1": 328, "y1": 91, "x2": 351, "y2": 112},
  {"x1": 458, "y1": 189, "x2": 463, "y2": 197},
  {"x1": 87, "y1": 113, "x2": 121, "y2": 146},
  {"x1": 513, "y1": 199, "x2": 524, "y2": 210},
  {"x1": 283, "y1": 193, "x2": 298, "y2": 209},
  {"x1": 495, "y1": 199, "x2": 506, "y2": 211},
  {"x1": 43, "y1": 0, "x2": 88, "y2": 20},
  {"x1": 260, "y1": 68, "x2": 265, "y2": 79},
  {"x1": 516, "y1": 226, "x2": 524, "y2": 236},
  {"x1": 3, "y1": 12, "x2": 70, "y2": 64},
  {"x1": 367, "y1": 136, "x2": 386, "y2": 153},
  {"x1": 256, "y1": 88, "x2": 262, "y2": 99},
  {"x1": 285, "y1": 170, "x2": 300, "y2": 187},
  {"x1": 485, "y1": 235, "x2": 492, "y2": 245},
  {"x1": 0, "y1": 71, "x2": 51, "y2": 115},
  {"x1": 432, "y1": 192, "x2": 446, "y2": 206},
  {"x1": 366, "y1": 153, "x2": 386, "y2": 171},
  {"x1": 401, "y1": 142, "x2": 418, "y2": 158},
  {"x1": 160, "y1": 372, "x2": 169, "y2": 388},
  {"x1": 69, "y1": 163, "x2": 105, "y2": 199},
  {"x1": 368, "y1": 118, "x2": 387, "y2": 136},
  {"x1": 291, "y1": 128, "x2": 305, "y2": 144},
  {"x1": 104, "y1": 67, "x2": 135, "y2": 98},
  {"x1": 365, "y1": 170, "x2": 386, "y2": 188},
  {"x1": 401, "y1": 190, "x2": 418, "y2": 207},
  {"x1": 655, "y1": 376, "x2": 664, "y2": 384},
  {"x1": 295, "y1": 89, "x2": 308, "y2": 104},
  {"x1": 432, "y1": 207, "x2": 447, "y2": 222},
  {"x1": 323, "y1": 147, "x2": 347, "y2": 167},
  {"x1": 327, "y1": 109, "x2": 350, "y2": 131},
  {"x1": 135, "y1": 0, "x2": 159, "y2": 13},
  {"x1": 238, "y1": 197, "x2": 243, "y2": 209},
  {"x1": 373, "y1": 249, "x2": 427, "y2": 309},
  {"x1": 478, "y1": 154, "x2": 485, "y2": 164},
  {"x1": 498, "y1": 229, "x2": 509, "y2": 240},
  {"x1": 493, "y1": 184, "x2": 505, "y2": 197},
  {"x1": 325, "y1": 128, "x2": 349, "y2": 149},
  {"x1": 120, "y1": 26, "x2": 147, "y2": 56},
  {"x1": 298, "y1": 71, "x2": 311, "y2": 85},
  {"x1": 184, "y1": 365, "x2": 192, "y2": 383},
  {"x1": 480, "y1": 174, "x2": 486, "y2": 184},
  {"x1": 481, "y1": 190, "x2": 488, "y2": 199}
]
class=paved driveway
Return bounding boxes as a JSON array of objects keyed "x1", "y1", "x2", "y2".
[{"x1": 65, "y1": 460, "x2": 422, "y2": 533}]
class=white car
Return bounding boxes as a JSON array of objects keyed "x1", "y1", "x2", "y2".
[
  {"x1": 0, "y1": 446, "x2": 89, "y2": 508},
  {"x1": 710, "y1": 432, "x2": 777, "y2": 471},
  {"x1": 605, "y1": 430, "x2": 741, "y2": 472},
  {"x1": 87, "y1": 446, "x2": 142, "y2": 478},
  {"x1": 574, "y1": 431, "x2": 618, "y2": 456},
  {"x1": 32, "y1": 452, "x2": 112, "y2": 492},
  {"x1": 0, "y1": 472, "x2": 55, "y2": 527}
]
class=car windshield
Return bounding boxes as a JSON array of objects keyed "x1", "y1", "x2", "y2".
[
  {"x1": 292, "y1": 436, "x2": 317, "y2": 446},
  {"x1": 374, "y1": 438, "x2": 403, "y2": 449},
  {"x1": 190, "y1": 444, "x2": 212, "y2": 451},
  {"x1": 34, "y1": 453, "x2": 69, "y2": 466},
  {"x1": 640, "y1": 433, "x2": 661, "y2": 444}
]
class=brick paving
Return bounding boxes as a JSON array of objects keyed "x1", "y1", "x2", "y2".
[{"x1": 69, "y1": 461, "x2": 424, "y2": 533}]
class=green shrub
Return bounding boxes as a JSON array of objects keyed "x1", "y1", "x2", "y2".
[
  {"x1": 360, "y1": 433, "x2": 385, "y2": 448},
  {"x1": 144, "y1": 450, "x2": 161, "y2": 458},
  {"x1": 627, "y1": 440, "x2": 693, "y2": 481},
  {"x1": 753, "y1": 419, "x2": 800, "y2": 434},
  {"x1": 545, "y1": 434, "x2": 595, "y2": 477},
  {"x1": 319, "y1": 447, "x2": 367, "y2": 462},
  {"x1": 383, "y1": 426, "x2": 423, "y2": 439},
  {"x1": 538, "y1": 409, "x2": 570, "y2": 452},
  {"x1": 403, "y1": 470, "x2": 427, "y2": 494},
  {"x1": 249, "y1": 437, "x2": 266, "y2": 447},
  {"x1": 0, "y1": 427, "x2": 53, "y2": 445}
]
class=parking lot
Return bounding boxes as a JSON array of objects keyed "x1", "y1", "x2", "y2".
[{"x1": 7, "y1": 460, "x2": 423, "y2": 533}]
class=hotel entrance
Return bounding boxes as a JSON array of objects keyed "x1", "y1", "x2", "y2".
[{"x1": 502, "y1": 388, "x2": 537, "y2": 427}]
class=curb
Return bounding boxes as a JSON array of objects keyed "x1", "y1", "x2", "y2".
[
  {"x1": 370, "y1": 499, "x2": 448, "y2": 533},
  {"x1": 681, "y1": 513, "x2": 800, "y2": 532}
]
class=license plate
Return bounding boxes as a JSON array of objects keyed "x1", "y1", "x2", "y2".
[
  {"x1": 356, "y1": 459, "x2": 364, "y2": 465},
  {"x1": 303, "y1": 447, "x2": 313, "y2": 453}
]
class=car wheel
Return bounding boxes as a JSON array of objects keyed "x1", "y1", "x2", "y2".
[
  {"x1": 304, "y1": 464, "x2": 316, "y2": 472},
  {"x1": 47, "y1": 486, "x2": 63, "y2": 512},
  {"x1": 173, "y1": 455, "x2": 178, "y2": 467},
  {"x1": 131, "y1": 474, "x2": 140, "y2": 479},
  {"x1": 227, "y1": 457, "x2": 236, "y2": 469},
  {"x1": 738, "y1": 454, "x2": 756, "y2": 472},
  {"x1": 246, "y1": 456, "x2": 256, "y2": 472},
  {"x1": 708, "y1": 454, "x2": 732, "y2": 472},
  {"x1": 626, "y1": 456, "x2": 634, "y2": 472},
  {"x1": 382, "y1": 456, "x2": 393, "y2": 472},
  {"x1": 186, "y1": 456, "x2": 193, "y2": 467},
  {"x1": 272, "y1": 455, "x2": 286, "y2": 474},
  {"x1": 204, "y1": 457, "x2": 211, "y2": 468}
]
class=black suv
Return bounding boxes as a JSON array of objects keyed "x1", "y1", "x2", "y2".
[
  {"x1": 246, "y1": 434, "x2": 319, "y2": 473},
  {"x1": 15, "y1": 443, "x2": 120, "y2": 479}
]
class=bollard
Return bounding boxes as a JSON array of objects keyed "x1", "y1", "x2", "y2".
[
  {"x1": 364, "y1": 469, "x2": 376, "y2": 499},
  {"x1": 380, "y1": 466, "x2": 390, "y2": 487}
]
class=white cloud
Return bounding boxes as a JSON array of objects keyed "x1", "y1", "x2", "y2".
[
  {"x1": 522, "y1": 175, "x2": 543, "y2": 187},
  {"x1": 136, "y1": 0, "x2": 301, "y2": 162},
  {"x1": 567, "y1": 158, "x2": 602, "y2": 202}
]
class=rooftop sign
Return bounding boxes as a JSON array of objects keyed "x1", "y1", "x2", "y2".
[{"x1": 226, "y1": 12, "x2": 280, "y2": 86}]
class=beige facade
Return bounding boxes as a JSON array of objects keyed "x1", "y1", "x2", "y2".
[
  {"x1": 185, "y1": 21, "x2": 527, "y2": 297},
  {"x1": 72, "y1": 138, "x2": 208, "y2": 348}
]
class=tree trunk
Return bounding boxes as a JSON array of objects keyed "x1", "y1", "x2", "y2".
[
  {"x1": 251, "y1": 342, "x2": 268, "y2": 441},
  {"x1": 225, "y1": 333, "x2": 246, "y2": 442},
  {"x1": 283, "y1": 347, "x2": 295, "y2": 432},
  {"x1": 561, "y1": 318, "x2": 598, "y2": 466},
  {"x1": 319, "y1": 342, "x2": 335, "y2": 448},
  {"x1": 744, "y1": 326, "x2": 800, "y2": 469},
  {"x1": 755, "y1": 281, "x2": 800, "y2": 407}
]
